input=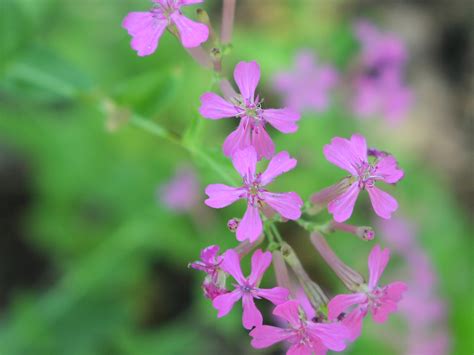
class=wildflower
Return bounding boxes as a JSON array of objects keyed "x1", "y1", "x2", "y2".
[
  {"x1": 212, "y1": 249, "x2": 289, "y2": 329},
  {"x1": 250, "y1": 300, "x2": 349, "y2": 354},
  {"x1": 189, "y1": 245, "x2": 227, "y2": 300},
  {"x1": 351, "y1": 21, "x2": 412, "y2": 122},
  {"x1": 328, "y1": 245, "x2": 407, "y2": 341},
  {"x1": 159, "y1": 166, "x2": 199, "y2": 212},
  {"x1": 273, "y1": 50, "x2": 339, "y2": 113},
  {"x1": 205, "y1": 147, "x2": 303, "y2": 242},
  {"x1": 199, "y1": 61, "x2": 300, "y2": 160},
  {"x1": 323, "y1": 133, "x2": 403, "y2": 222},
  {"x1": 122, "y1": 0, "x2": 209, "y2": 57}
]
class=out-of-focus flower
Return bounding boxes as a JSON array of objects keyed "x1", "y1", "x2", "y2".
[
  {"x1": 189, "y1": 245, "x2": 227, "y2": 300},
  {"x1": 199, "y1": 61, "x2": 300, "y2": 160},
  {"x1": 379, "y1": 217, "x2": 451, "y2": 354},
  {"x1": 250, "y1": 300, "x2": 349, "y2": 355},
  {"x1": 122, "y1": 0, "x2": 209, "y2": 57},
  {"x1": 212, "y1": 249, "x2": 289, "y2": 329},
  {"x1": 323, "y1": 134, "x2": 403, "y2": 221},
  {"x1": 328, "y1": 245, "x2": 407, "y2": 341},
  {"x1": 205, "y1": 147, "x2": 303, "y2": 242},
  {"x1": 351, "y1": 20, "x2": 412, "y2": 123},
  {"x1": 273, "y1": 50, "x2": 339, "y2": 113},
  {"x1": 159, "y1": 166, "x2": 200, "y2": 212}
]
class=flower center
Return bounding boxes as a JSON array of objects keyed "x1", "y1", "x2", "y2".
[
  {"x1": 245, "y1": 176, "x2": 266, "y2": 207},
  {"x1": 356, "y1": 161, "x2": 376, "y2": 189}
]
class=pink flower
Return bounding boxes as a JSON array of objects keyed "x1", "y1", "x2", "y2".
[
  {"x1": 328, "y1": 245, "x2": 408, "y2": 341},
  {"x1": 205, "y1": 147, "x2": 303, "y2": 242},
  {"x1": 122, "y1": 0, "x2": 209, "y2": 57},
  {"x1": 189, "y1": 245, "x2": 227, "y2": 300},
  {"x1": 199, "y1": 61, "x2": 301, "y2": 160},
  {"x1": 250, "y1": 300, "x2": 349, "y2": 355},
  {"x1": 351, "y1": 21, "x2": 412, "y2": 122},
  {"x1": 159, "y1": 166, "x2": 199, "y2": 212},
  {"x1": 323, "y1": 133, "x2": 403, "y2": 222},
  {"x1": 212, "y1": 249, "x2": 290, "y2": 329},
  {"x1": 273, "y1": 50, "x2": 339, "y2": 113}
]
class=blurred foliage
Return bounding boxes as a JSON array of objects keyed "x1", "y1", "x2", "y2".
[{"x1": 0, "y1": 0, "x2": 472, "y2": 354}]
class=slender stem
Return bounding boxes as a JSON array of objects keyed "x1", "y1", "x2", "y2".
[
  {"x1": 221, "y1": 0, "x2": 236, "y2": 44},
  {"x1": 185, "y1": 47, "x2": 213, "y2": 68},
  {"x1": 272, "y1": 250, "x2": 294, "y2": 298}
]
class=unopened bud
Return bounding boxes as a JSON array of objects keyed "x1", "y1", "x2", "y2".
[{"x1": 328, "y1": 221, "x2": 375, "y2": 241}]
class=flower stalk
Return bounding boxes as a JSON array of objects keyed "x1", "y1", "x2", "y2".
[{"x1": 310, "y1": 232, "x2": 364, "y2": 291}]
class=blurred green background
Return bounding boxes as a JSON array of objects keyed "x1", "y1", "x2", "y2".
[{"x1": 0, "y1": 0, "x2": 472, "y2": 354}]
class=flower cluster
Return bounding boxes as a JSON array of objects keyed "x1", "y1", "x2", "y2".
[{"x1": 122, "y1": 2, "x2": 409, "y2": 354}]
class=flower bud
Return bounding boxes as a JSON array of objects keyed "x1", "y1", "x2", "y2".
[{"x1": 227, "y1": 218, "x2": 239, "y2": 232}]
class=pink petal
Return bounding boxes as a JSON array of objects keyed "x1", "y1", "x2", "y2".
[
  {"x1": 272, "y1": 300, "x2": 301, "y2": 327},
  {"x1": 248, "y1": 249, "x2": 272, "y2": 286},
  {"x1": 262, "y1": 192, "x2": 303, "y2": 220},
  {"x1": 385, "y1": 281, "x2": 408, "y2": 302},
  {"x1": 200, "y1": 245, "x2": 220, "y2": 264},
  {"x1": 234, "y1": 61, "x2": 260, "y2": 102},
  {"x1": 260, "y1": 151, "x2": 297, "y2": 186},
  {"x1": 349, "y1": 134, "x2": 368, "y2": 162},
  {"x1": 367, "y1": 186, "x2": 398, "y2": 219},
  {"x1": 374, "y1": 155, "x2": 404, "y2": 183},
  {"x1": 242, "y1": 293, "x2": 263, "y2": 329},
  {"x1": 122, "y1": 12, "x2": 167, "y2": 57},
  {"x1": 287, "y1": 343, "x2": 312, "y2": 355},
  {"x1": 256, "y1": 287, "x2": 289, "y2": 305},
  {"x1": 263, "y1": 108, "x2": 300, "y2": 133},
  {"x1": 170, "y1": 12, "x2": 209, "y2": 48},
  {"x1": 223, "y1": 118, "x2": 251, "y2": 158},
  {"x1": 342, "y1": 308, "x2": 365, "y2": 341},
  {"x1": 371, "y1": 299, "x2": 397, "y2": 323},
  {"x1": 250, "y1": 325, "x2": 292, "y2": 349},
  {"x1": 212, "y1": 289, "x2": 242, "y2": 317},
  {"x1": 308, "y1": 322, "x2": 349, "y2": 352},
  {"x1": 236, "y1": 204, "x2": 263, "y2": 242},
  {"x1": 199, "y1": 92, "x2": 241, "y2": 119},
  {"x1": 204, "y1": 184, "x2": 244, "y2": 208},
  {"x1": 327, "y1": 182, "x2": 360, "y2": 222},
  {"x1": 231, "y1": 146, "x2": 257, "y2": 181},
  {"x1": 367, "y1": 245, "x2": 390, "y2": 289},
  {"x1": 251, "y1": 125, "x2": 275, "y2": 160},
  {"x1": 220, "y1": 249, "x2": 245, "y2": 284},
  {"x1": 323, "y1": 137, "x2": 363, "y2": 175},
  {"x1": 327, "y1": 293, "x2": 367, "y2": 320}
]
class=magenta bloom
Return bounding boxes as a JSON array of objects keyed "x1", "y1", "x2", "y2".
[
  {"x1": 328, "y1": 245, "x2": 408, "y2": 341},
  {"x1": 159, "y1": 166, "x2": 199, "y2": 212},
  {"x1": 323, "y1": 133, "x2": 403, "y2": 222},
  {"x1": 212, "y1": 249, "x2": 289, "y2": 329},
  {"x1": 205, "y1": 147, "x2": 303, "y2": 242},
  {"x1": 273, "y1": 50, "x2": 339, "y2": 113},
  {"x1": 122, "y1": 0, "x2": 209, "y2": 57},
  {"x1": 199, "y1": 61, "x2": 301, "y2": 160},
  {"x1": 250, "y1": 300, "x2": 349, "y2": 355},
  {"x1": 189, "y1": 245, "x2": 228, "y2": 300},
  {"x1": 352, "y1": 21, "x2": 412, "y2": 122}
]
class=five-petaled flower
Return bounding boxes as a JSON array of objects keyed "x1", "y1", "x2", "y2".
[
  {"x1": 323, "y1": 133, "x2": 403, "y2": 222},
  {"x1": 199, "y1": 61, "x2": 301, "y2": 160},
  {"x1": 189, "y1": 245, "x2": 227, "y2": 300},
  {"x1": 205, "y1": 146, "x2": 303, "y2": 242},
  {"x1": 352, "y1": 21, "x2": 412, "y2": 122},
  {"x1": 122, "y1": 0, "x2": 209, "y2": 57},
  {"x1": 250, "y1": 300, "x2": 349, "y2": 355},
  {"x1": 212, "y1": 249, "x2": 290, "y2": 329},
  {"x1": 327, "y1": 245, "x2": 408, "y2": 341},
  {"x1": 273, "y1": 50, "x2": 339, "y2": 114}
]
